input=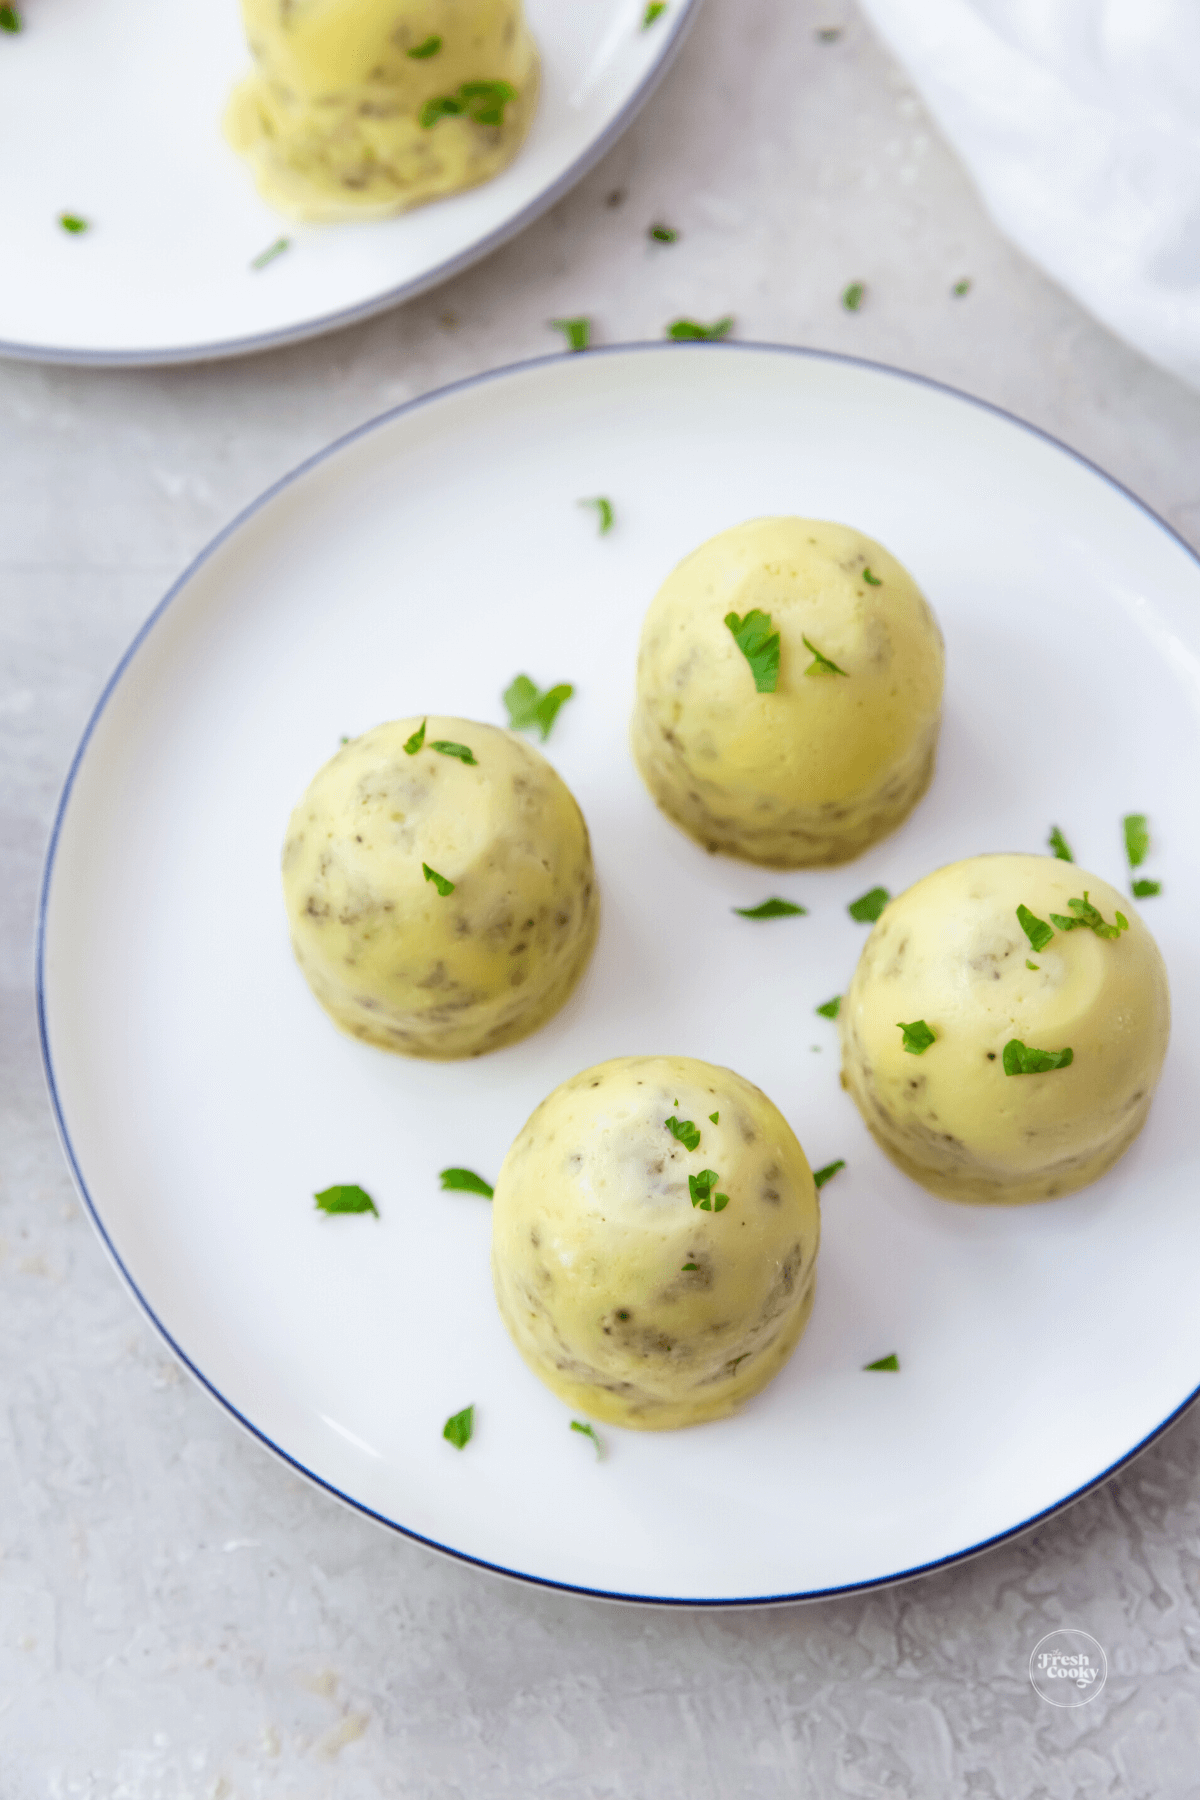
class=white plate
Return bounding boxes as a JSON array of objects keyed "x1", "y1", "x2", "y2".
[
  {"x1": 38, "y1": 345, "x2": 1200, "y2": 1604},
  {"x1": 0, "y1": 0, "x2": 697, "y2": 365}
]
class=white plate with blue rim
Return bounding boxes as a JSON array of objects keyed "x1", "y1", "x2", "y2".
[
  {"x1": 38, "y1": 343, "x2": 1200, "y2": 1603},
  {"x1": 0, "y1": 0, "x2": 698, "y2": 366}
]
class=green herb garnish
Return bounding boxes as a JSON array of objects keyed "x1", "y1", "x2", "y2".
[
  {"x1": 407, "y1": 34, "x2": 442, "y2": 57},
  {"x1": 813, "y1": 1159, "x2": 845, "y2": 1189},
  {"x1": 58, "y1": 213, "x2": 89, "y2": 235},
  {"x1": 816, "y1": 26, "x2": 841, "y2": 41},
  {"x1": 681, "y1": 1262, "x2": 698, "y2": 1271},
  {"x1": 423, "y1": 863, "x2": 455, "y2": 896},
  {"x1": 420, "y1": 80, "x2": 516, "y2": 128},
  {"x1": 848, "y1": 887, "x2": 889, "y2": 923},
  {"x1": 649, "y1": 224, "x2": 678, "y2": 243},
  {"x1": 864, "y1": 1353, "x2": 899, "y2": 1371},
  {"x1": 250, "y1": 236, "x2": 290, "y2": 270},
  {"x1": 1048, "y1": 825, "x2": 1073, "y2": 862},
  {"x1": 732, "y1": 897, "x2": 806, "y2": 919},
  {"x1": 1132, "y1": 879, "x2": 1161, "y2": 898},
  {"x1": 403, "y1": 719, "x2": 427, "y2": 755},
  {"x1": 667, "y1": 316, "x2": 733, "y2": 340},
  {"x1": 314, "y1": 1184, "x2": 378, "y2": 1216},
  {"x1": 842, "y1": 282, "x2": 865, "y2": 311},
  {"x1": 724, "y1": 607, "x2": 780, "y2": 691},
  {"x1": 897, "y1": 1020, "x2": 935, "y2": 1055},
  {"x1": 816, "y1": 996, "x2": 842, "y2": 1019},
  {"x1": 1123, "y1": 813, "x2": 1150, "y2": 868},
  {"x1": 443, "y1": 1406, "x2": 474, "y2": 1449},
  {"x1": 688, "y1": 1170, "x2": 729, "y2": 1212},
  {"x1": 862, "y1": 567, "x2": 882, "y2": 586},
  {"x1": 551, "y1": 316, "x2": 591, "y2": 351},
  {"x1": 953, "y1": 278, "x2": 971, "y2": 297},
  {"x1": 503, "y1": 673, "x2": 575, "y2": 740},
  {"x1": 665, "y1": 1115, "x2": 701, "y2": 1151},
  {"x1": 580, "y1": 496, "x2": 614, "y2": 534},
  {"x1": 802, "y1": 634, "x2": 848, "y2": 677},
  {"x1": 1048, "y1": 893, "x2": 1128, "y2": 940},
  {"x1": 0, "y1": 7, "x2": 23, "y2": 31},
  {"x1": 709, "y1": 1111, "x2": 719, "y2": 1124},
  {"x1": 1026, "y1": 960, "x2": 1039, "y2": 971},
  {"x1": 439, "y1": 1168, "x2": 494, "y2": 1198},
  {"x1": 1017, "y1": 903, "x2": 1053, "y2": 953},
  {"x1": 643, "y1": 3, "x2": 667, "y2": 26},
  {"x1": 1002, "y1": 1039, "x2": 1074, "y2": 1075},
  {"x1": 432, "y1": 739, "x2": 477, "y2": 765},
  {"x1": 571, "y1": 1420, "x2": 602, "y2": 1459}
]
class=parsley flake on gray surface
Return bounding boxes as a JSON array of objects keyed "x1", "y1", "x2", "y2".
[
  {"x1": 842, "y1": 282, "x2": 865, "y2": 311},
  {"x1": 314, "y1": 1184, "x2": 378, "y2": 1216},
  {"x1": 59, "y1": 213, "x2": 90, "y2": 234},
  {"x1": 570, "y1": 1420, "x2": 603, "y2": 1459},
  {"x1": 649, "y1": 224, "x2": 679, "y2": 243},
  {"x1": 667, "y1": 315, "x2": 733, "y2": 340},
  {"x1": 732, "y1": 897, "x2": 806, "y2": 919},
  {"x1": 862, "y1": 567, "x2": 882, "y2": 585},
  {"x1": 816, "y1": 996, "x2": 842, "y2": 1019},
  {"x1": 503, "y1": 673, "x2": 575, "y2": 740},
  {"x1": 816, "y1": 25, "x2": 841, "y2": 41},
  {"x1": 897, "y1": 1019, "x2": 935, "y2": 1055},
  {"x1": 1048, "y1": 824, "x2": 1073, "y2": 862},
  {"x1": 724, "y1": 607, "x2": 780, "y2": 691},
  {"x1": 1132, "y1": 878, "x2": 1162, "y2": 898},
  {"x1": 551, "y1": 316, "x2": 591, "y2": 351},
  {"x1": 803, "y1": 634, "x2": 848, "y2": 677},
  {"x1": 848, "y1": 886, "x2": 889, "y2": 923},
  {"x1": 423, "y1": 862, "x2": 455, "y2": 896},
  {"x1": 1123, "y1": 813, "x2": 1150, "y2": 868},
  {"x1": 250, "y1": 237, "x2": 290, "y2": 270},
  {"x1": 953, "y1": 278, "x2": 972, "y2": 297},
  {"x1": 1017, "y1": 903, "x2": 1054, "y2": 953},
  {"x1": 665, "y1": 1115, "x2": 701, "y2": 1151},
  {"x1": 1, "y1": 6, "x2": 23, "y2": 31},
  {"x1": 432, "y1": 739, "x2": 477, "y2": 764},
  {"x1": 439, "y1": 1168, "x2": 494, "y2": 1198},
  {"x1": 1002, "y1": 1039, "x2": 1074, "y2": 1075},
  {"x1": 643, "y1": 3, "x2": 667, "y2": 26},
  {"x1": 407, "y1": 33, "x2": 442, "y2": 56},
  {"x1": 580, "y1": 495, "x2": 614, "y2": 534},
  {"x1": 443, "y1": 1406, "x2": 474, "y2": 1449},
  {"x1": 864, "y1": 1353, "x2": 900, "y2": 1371},
  {"x1": 813, "y1": 1159, "x2": 845, "y2": 1189},
  {"x1": 688, "y1": 1169, "x2": 729, "y2": 1212},
  {"x1": 403, "y1": 719, "x2": 427, "y2": 755},
  {"x1": 1048, "y1": 893, "x2": 1128, "y2": 940}
]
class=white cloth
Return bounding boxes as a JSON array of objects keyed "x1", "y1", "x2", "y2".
[{"x1": 856, "y1": 0, "x2": 1200, "y2": 390}]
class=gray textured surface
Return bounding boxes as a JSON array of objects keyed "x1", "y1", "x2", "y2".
[{"x1": 4, "y1": 1, "x2": 1200, "y2": 1792}]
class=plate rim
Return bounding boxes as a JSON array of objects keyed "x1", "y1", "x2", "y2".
[
  {"x1": 0, "y1": 0, "x2": 703, "y2": 369},
  {"x1": 36, "y1": 339, "x2": 1200, "y2": 1606}
]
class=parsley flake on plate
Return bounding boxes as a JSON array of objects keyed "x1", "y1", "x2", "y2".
[
  {"x1": 1002, "y1": 1039, "x2": 1073, "y2": 1075},
  {"x1": 1048, "y1": 825, "x2": 1073, "y2": 862},
  {"x1": 1132, "y1": 879, "x2": 1161, "y2": 898},
  {"x1": 688, "y1": 1170, "x2": 729, "y2": 1212},
  {"x1": 953, "y1": 278, "x2": 972, "y2": 297},
  {"x1": 724, "y1": 608, "x2": 780, "y2": 691},
  {"x1": 314, "y1": 1184, "x2": 378, "y2": 1216},
  {"x1": 503, "y1": 674, "x2": 575, "y2": 741},
  {"x1": 732, "y1": 897, "x2": 806, "y2": 919},
  {"x1": 897, "y1": 1020, "x2": 935, "y2": 1055},
  {"x1": 848, "y1": 886, "x2": 889, "y2": 923},
  {"x1": 579, "y1": 496, "x2": 614, "y2": 534},
  {"x1": 439, "y1": 1168, "x2": 494, "y2": 1198},
  {"x1": 403, "y1": 719, "x2": 427, "y2": 755},
  {"x1": 432, "y1": 739, "x2": 477, "y2": 764},
  {"x1": 668, "y1": 316, "x2": 733, "y2": 341},
  {"x1": 816, "y1": 996, "x2": 841, "y2": 1019},
  {"x1": 407, "y1": 34, "x2": 442, "y2": 57},
  {"x1": 551, "y1": 316, "x2": 591, "y2": 352},
  {"x1": 665, "y1": 1116, "x2": 701, "y2": 1151},
  {"x1": 59, "y1": 213, "x2": 89, "y2": 234},
  {"x1": 1123, "y1": 812, "x2": 1150, "y2": 868},
  {"x1": 643, "y1": 3, "x2": 667, "y2": 26},
  {"x1": 1017, "y1": 903, "x2": 1053, "y2": 953},
  {"x1": 571, "y1": 1420, "x2": 603, "y2": 1459},
  {"x1": 813, "y1": 1159, "x2": 845, "y2": 1189},
  {"x1": 443, "y1": 1406, "x2": 474, "y2": 1449},
  {"x1": 802, "y1": 634, "x2": 848, "y2": 677},
  {"x1": 649, "y1": 224, "x2": 679, "y2": 243},
  {"x1": 842, "y1": 282, "x2": 865, "y2": 311},
  {"x1": 864, "y1": 1353, "x2": 900, "y2": 1371},
  {"x1": 423, "y1": 862, "x2": 455, "y2": 896},
  {"x1": 250, "y1": 236, "x2": 290, "y2": 270},
  {"x1": 0, "y1": 6, "x2": 22, "y2": 30}
]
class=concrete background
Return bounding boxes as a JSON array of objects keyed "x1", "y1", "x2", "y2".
[{"x1": 3, "y1": 1, "x2": 1200, "y2": 1792}]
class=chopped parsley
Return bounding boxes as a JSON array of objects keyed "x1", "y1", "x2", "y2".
[
  {"x1": 864, "y1": 1353, "x2": 899, "y2": 1372},
  {"x1": 314, "y1": 1184, "x2": 378, "y2": 1216},
  {"x1": 813, "y1": 1159, "x2": 845, "y2": 1189},
  {"x1": 802, "y1": 635, "x2": 848, "y2": 677},
  {"x1": 432, "y1": 739, "x2": 477, "y2": 764},
  {"x1": 724, "y1": 608, "x2": 780, "y2": 691},
  {"x1": 1002, "y1": 1039, "x2": 1074, "y2": 1075},
  {"x1": 1132, "y1": 879, "x2": 1161, "y2": 898},
  {"x1": 423, "y1": 863, "x2": 455, "y2": 896},
  {"x1": 688, "y1": 1169, "x2": 729, "y2": 1212},
  {"x1": 58, "y1": 213, "x2": 89, "y2": 234},
  {"x1": 1123, "y1": 813, "x2": 1150, "y2": 867},
  {"x1": 665, "y1": 1115, "x2": 701, "y2": 1151},
  {"x1": 848, "y1": 886, "x2": 889, "y2": 923},
  {"x1": 1026, "y1": 960, "x2": 1039, "y2": 971},
  {"x1": 1048, "y1": 825, "x2": 1073, "y2": 862},
  {"x1": 862, "y1": 567, "x2": 882, "y2": 586},
  {"x1": 407, "y1": 34, "x2": 442, "y2": 57},
  {"x1": 1017, "y1": 903, "x2": 1053, "y2": 953},
  {"x1": 580, "y1": 495, "x2": 614, "y2": 534},
  {"x1": 503, "y1": 673, "x2": 575, "y2": 740},
  {"x1": 551, "y1": 316, "x2": 591, "y2": 352},
  {"x1": 420, "y1": 80, "x2": 516, "y2": 129},
  {"x1": 816, "y1": 996, "x2": 841, "y2": 1019},
  {"x1": 1048, "y1": 893, "x2": 1128, "y2": 940},
  {"x1": 403, "y1": 719, "x2": 427, "y2": 755},
  {"x1": 681, "y1": 1262, "x2": 699, "y2": 1272},
  {"x1": 897, "y1": 1019, "x2": 935, "y2": 1055},
  {"x1": 439, "y1": 1167, "x2": 494, "y2": 1198},
  {"x1": 571, "y1": 1420, "x2": 603, "y2": 1459},
  {"x1": 643, "y1": 3, "x2": 667, "y2": 26},
  {"x1": 250, "y1": 236, "x2": 290, "y2": 270},
  {"x1": 668, "y1": 316, "x2": 733, "y2": 340},
  {"x1": 709, "y1": 1111, "x2": 719, "y2": 1124},
  {"x1": 842, "y1": 282, "x2": 865, "y2": 312},
  {"x1": 732, "y1": 897, "x2": 806, "y2": 919},
  {"x1": 649, "y1": 224, "x2": 679, "y2": 243},
  {"x1": 443, "y1": 1405, "x2": 474, "y2": 1449},
  {"x1": 1, "y1": 6, "x2": 22, "y2": 30},
  {"x1": 952, "y1": 278, "x2": 971, "y2": 297}
]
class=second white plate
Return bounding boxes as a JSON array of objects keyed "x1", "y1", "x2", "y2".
[{"x1": 39, "y1": 345, "x2": 1200, "y2": 1602}]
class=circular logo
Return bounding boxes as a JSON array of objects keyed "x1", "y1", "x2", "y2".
[{"x1": 1028, "y1": 1630, "x2": 1107, "y2": 1707}]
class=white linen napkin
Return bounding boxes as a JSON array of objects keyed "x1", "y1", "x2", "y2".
[{"x1": 856, "y1": 0, "x2": 1200, "y2": 390}]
